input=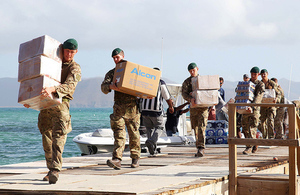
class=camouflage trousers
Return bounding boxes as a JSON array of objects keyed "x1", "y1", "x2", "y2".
[
  {"x1": 190, "y1": 107, "x2": 209, "y2": 149},
  {"x1": 259, "y1": 107, "x2": 276, "y2": 139},
  {"x1": 236, "y1": 112, "x2": 242, "y2": 135},
  {"x1": 110, "y1": 101, "x2": 140, "y2": 160},
  {"x1": 38, "y1": 101, "x2": 71, "y2": 171},
  {"x1": 274, "y1": 107, "x2": 285, "y2": 139},
  {"x1": 242, "y1": 109, "x2": 260, "y2": 148}
]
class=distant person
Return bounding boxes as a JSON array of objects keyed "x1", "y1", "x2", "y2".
[
  {"x1": 182, "y1": 62, "x2": 209, "y2": 157},
  {"x1": 259, "y1": 69, "x2": 281, "y2": 139},
  {"x1": 243, "y1": 74, "x2": 250, "y2": 82},
  {"x1": 140, "y1": 68, "x2": 174, "y2": 155},
  {"x1": 101, "y1": 48, "x2": 141, "y2": 170},
  {"x1": 215, "y1": 77, "x2": 226, "y2": 121},
  {"x1": 271, "y1": 78, "x2": 285, "y2": 139},
  {"x1": 215, "y1": 93, "x2": 228, "y2": 121},
  {"x1": 219, "y1": 77, "x2": 225, "y2": 101},
  {"x1": 236, "y1": 74, "x2": 250, "y2": 138},
  {"x1": 24, "y1": 39, "x2": 81, "y2": 184},
  {"x1": 241, "y1": 66, "x2": 265, "y2": 155},
  {"x1": 165, "y1": 101, "x2": 189, "y2": 136}
]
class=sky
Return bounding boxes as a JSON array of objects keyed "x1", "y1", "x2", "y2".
[{"x1": 1, "y1": 0, "x2": 300, "y2": 84}]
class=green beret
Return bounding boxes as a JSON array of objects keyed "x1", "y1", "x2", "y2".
[
  {"x1": 250, "y1": 66, "x2": 260, "y2": 73},
  {"x1": 63, "y1": 38, "x2": 78, "y2": 50},
  {"x1": 260, "y1": 69, "x2": 268, "y2": 74},
  {"x1": 188, "y1": 62, "x2": 197, "y2": 71},
  {"x1": 112, "y1": 48, "x2": 123, "y2": 57}
]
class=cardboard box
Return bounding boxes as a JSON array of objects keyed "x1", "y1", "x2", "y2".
[
  {"x1": 191, "y1": 89, "x2": 219, "y2": 107},
  {"x1": 19, "y1": 95, "x2": 62, "y2": 111},
  {"x1": 18, "y1": 76, "x2": 61, "y2": 111},
  {"x1": 18, "y1": 35, "x2": 62, "y2": 63},
  {"x1": 18, "y1": 55, "x2": 61, "y2": 82},
  {"x1": 235, "y1": 91, "x2": 254, "y2": 101},
  {"x1": 235, "y1": 99, "x2": 253, "y2": 114},
  {"x1": 191, "y1": 75, "x2": 220, "y2": 90},
  {"x1": 237, "y1": 106, "x2": 253, "y2": 114},
  {"x1": 113, "y1": 61, "x2": 161, "y2": 98},
  {"x1": 262, "y1": 89, "x2": 276, "y2": 103},
  {"x1": 235, "y1": 81, "x2": 255, "y2": 93}
]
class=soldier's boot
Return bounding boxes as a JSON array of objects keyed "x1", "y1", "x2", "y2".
[
  {"x1": 49, "y1": 169, "x2": 59, "y2": 184},
  {"x1": 131, "y1": 158, "x2": 139, "y2": 168},
  {"x1": 195, "y1": 147, "x2": 204, "y2": 157},
  {"x1": 43, "y1": 171, "x2": 51, "y2": 181},
  {"x1": 243, "y1": 147, "x2": 252, "y2": 155},
  {"x1": 252, "y1": 145, "x2": 258, "y2": 153},
  {"x1": 107, "y1": 158, "x2": 121, "y2": 170}
]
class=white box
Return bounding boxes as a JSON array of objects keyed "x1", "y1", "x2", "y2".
[
  {"x1": 191, "y1": 75, "x2": 220, "y2": 90},
  {"x1": 18, "y1": 76, "x2": 61, "y2": 111},
  {"x1": 262, "y1": 89, "x2": 276, "y2": 103},
  {"x1": 235, "y1": 99, "x2": 253, "y2": 114},
  {"x1": 20, "y1": 95, "x2": 62, "y2": 111},
  {"x1": 191, "y1": 90, "x2": 218, "y2": 107},
  {"x1": 18, "y1": 35, "x2": 62, "y2": 63},
  {"x1": 18, "y1": 55, "x2": 61, "y2": 82}
]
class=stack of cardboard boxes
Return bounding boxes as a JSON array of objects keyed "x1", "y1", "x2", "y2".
[
  {"x1": 191, "y1": 75, "x2": 220, "y2": 107},
  {"x1": 235, "y1": 81, "x2": 255, "y2": 114},
  {"x1": 18, "y1": 35, "x2": 62, "y2": 111}
]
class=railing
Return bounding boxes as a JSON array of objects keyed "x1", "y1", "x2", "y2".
[{"x1": 228, "y1": 103, "x2": 299, "y2": 195}]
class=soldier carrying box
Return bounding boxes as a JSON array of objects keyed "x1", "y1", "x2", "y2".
[
  {"x1": 24, "y1": 38, "x2": 81, "y2": 184},
  {"x1": 182, "y1": 62, "x2": 211, "y2": 157},
  {"x1": 259, "y1": 69, "x2": 281, "y2": 139},
  {"x1": 241, "y1": 66, "x2": 265, "y2": 155}
]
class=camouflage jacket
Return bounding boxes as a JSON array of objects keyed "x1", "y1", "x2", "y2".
[
  {"x1": 251, "y1": 79, "x2": 265, "y2": 104},
  {"x1": 278, "y1": 86, "x2": 285, "y2": 104},
  {"x1": 181, "y1": 76, "x2": 193, "y2": 103},
  {"x1": 101, "y1": 68, "x2": 138, "y2": 104},
  {"x1": 55, "y1": 60, "x2": 81, "y2": 100},
  {"x1": 262, "y1": 79, "x2": 281, "y2": 103}
]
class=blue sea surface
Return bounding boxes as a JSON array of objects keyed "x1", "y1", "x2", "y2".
[{"x1": 0, "y1": 107, "x2": 112, "y2": 166}]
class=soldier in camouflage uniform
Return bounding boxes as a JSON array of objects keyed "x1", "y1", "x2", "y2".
[
  {"x1": 242, "y1": 66, "x2": 265, "y2": 155},
  {"x1": 259, "y1": 69, "x2": 281, "y2": 139},
  {"x1": 101, "y1": 48, "x2": 140, "y2": 170},
  {"x1": 271, "y1": 78, "x2": 285, "y2": 139},
  {"x1": 25, "y1": 39, "x2": 81, "y2": 184},
  {"x1": 182, "y1": 62, "x2": 209, "y2": 157}
]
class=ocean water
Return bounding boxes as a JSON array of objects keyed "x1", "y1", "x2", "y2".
[{"x1": 0, "y1": 107, "x2": 112, "y2": 166}]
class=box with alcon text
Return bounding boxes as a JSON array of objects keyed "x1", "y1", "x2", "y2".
[{"x1": 113, "y1": 61, "x2": 161, "y2": 98}]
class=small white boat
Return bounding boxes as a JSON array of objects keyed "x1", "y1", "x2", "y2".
[
  {"x1": 73, "y1": 128, "x2": 195, "y2": 155},
  {"x1": 73, "y1": 84, "x2": 196, "y2": 155}
]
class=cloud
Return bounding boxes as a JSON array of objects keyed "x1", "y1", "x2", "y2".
[
  {"x1": 1, "y1": 0, "x2": 298, "y2": 54},
  {"x1": 2, "y1": 0, "x2": 300, "y2": 83}
]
